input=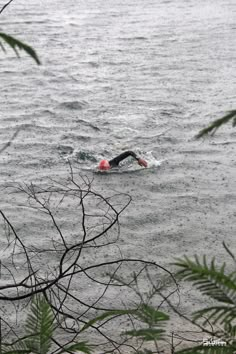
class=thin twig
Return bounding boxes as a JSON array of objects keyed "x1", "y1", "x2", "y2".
[{"x1": 0, "y1": 0, "x2": 14, "y2": 15}]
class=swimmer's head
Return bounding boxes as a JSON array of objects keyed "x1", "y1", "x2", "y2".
[{"x1": 98, "y1": 159, "x2": 111, "y2": 171}]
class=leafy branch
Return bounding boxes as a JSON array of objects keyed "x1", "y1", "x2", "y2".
[
  {"x1": 196, "y1": 110, "x2": 236, "y2": 138},
  {"x1": 173, "y1": 245, "x2": 236, "y2": 353},
  {"x1": 1, "y1": 296, "x2": 93, "y2": 354},
  {"x1": 173, "y1": 255, "x2": 236, "y2": 306},
  {"x1": 0, "y1": 32, "x2": 41, "y2": 64}
]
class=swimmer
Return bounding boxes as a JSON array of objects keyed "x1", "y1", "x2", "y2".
[{"x1": 98, "y1": 151, "x2": 148, "y2": 170}]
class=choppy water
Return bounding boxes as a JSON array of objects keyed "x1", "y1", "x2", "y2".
[
  {"x1": 0, "y1": 0, "x2": 236, "y2": 346},
  {"x1": 1, "y1": 0, "x2": 235, "y2": 177},
  {"x1": 1, "y1": 0, "x2": 236, "y2": 258}
]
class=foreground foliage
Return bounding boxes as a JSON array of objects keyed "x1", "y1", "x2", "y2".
[
  {"x1": 0, "y1": 173, "x2": 176, "y2": 353},
  {"x1": 1, "y1": 296, "x2": 93, "y2": 354},
  {"x1": 0, "y1": 2, "x2": 235, "y2": 350},
  {"x1": 0, "y1": 32, "x2": 40, "y2": 64},
  {"x1": 174, "y1": 242, "x2": 236, "y2": 353},
  {"x1": 196, "y1": 110, "x2": 236, "y2": 138}
]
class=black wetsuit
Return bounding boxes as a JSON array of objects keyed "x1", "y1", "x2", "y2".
[{"x1": 109, "y1": 151, "x2": 139, "y2": 168}]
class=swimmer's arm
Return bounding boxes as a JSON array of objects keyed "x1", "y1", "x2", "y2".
[
  {"x1": 123, "y1": 151, "x2": 148, "y2": 167},
  {"x1": 125, "y1": 150, "x2": 139, "y2": 160},
  {"x1": 109, "y1": 150, "x2": 147, "y2": 168},
  {"x1": 109, "y1": 151, "x2": 139, "y2": 167},
  {"x1": 127, "y1": 151, "x2": 148, "y2": 167}
]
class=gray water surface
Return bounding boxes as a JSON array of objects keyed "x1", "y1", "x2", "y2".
[
  {"x1": 1, "y1": 0, "x2": 235, "y2": 176},
  {"x1": 0, "y1": 0, "x2": 236, "y2": 349}
]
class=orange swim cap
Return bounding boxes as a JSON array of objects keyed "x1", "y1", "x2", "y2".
[{"x1": 98, "y1": 160, "x2": 110, "y2": 170}]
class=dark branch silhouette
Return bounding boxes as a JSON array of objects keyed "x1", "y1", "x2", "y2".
[
  {"x1": 0, "y1": 127, "x2": 21, "y2": 155},
  {"x1": 0, "y1": 0, "x2": 14, "y2": 15},
  {"x1": 0, "y1": 166, "x2": 178, "y2": 353}
]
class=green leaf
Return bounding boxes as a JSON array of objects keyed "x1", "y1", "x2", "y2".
[
  {"x1": 196, "y1": 110, "x2": 236, "y2": 138},
  {"x1": 2, "y1": 334, "x2": 33, "y2": 353},
  {"x1": 122, "y1": 305, "x2": 168, "y2": 342},
  {"x1": 193, "y1": 306, "x2": 236, "y2": 326},
  {"x1": 23, "y1": 296, "x2": 54, "y2": 354},
  {"x1": 0, "y1": 32, "x2": 41, "y2": 64},
  {"x1": 225, "y1": 322, "x2": 236, "y2": 338},
  {"x1": 57, "y1": 341, "x2": 93, "y2": 354},
  {"x1": 134, "y1": 304, "x2": 169, "y2": 327},
  {"x1": 173, "y1": 255, "x2": 236, "y2": 305},
  {"x1": 82, "y1": 305, "x2": 168, "y2": 333},
  {"x1": 124, "y1": 328, "x2": 165, "y2": 341}
]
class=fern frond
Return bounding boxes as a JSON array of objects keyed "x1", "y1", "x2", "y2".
[
  {"x1": 135, "y1": 304, "x2": 169, "y2": 327},
  {"x1": 123, "y1": 305, "x2": 168, "y2": 342},
  {"x1": 196, "y1": 110, "x2": 236, "y2": 138},
  {"x1": 173, "y1": 256, "x2": 236, "y2": 304},
  {"x1": 2, "y1": 334, "x2": 32, "y2": 353},
  {"x1": 24, "y1": 296, "x2": 54, "y2": 354},
  {"x1": 224, "y1": 322, "x2": 236, "y2": 340},
  {"x1": 193, "y1": 306, "x2": 236, "y2": 326},
  {"x1": 82, "y1": 305, "x2": 169, "y2": 332},
  {"x1": 0, "y1": 32, "x2": 40, "y2": 64}
]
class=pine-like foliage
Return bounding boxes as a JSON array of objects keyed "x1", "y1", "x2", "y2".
[
  {"x1": 0, "y1": 32, "x2": 40, "y2": 64},
  {"x1": 196, "y1": 110, "x2": 236, "y2": 138},
  {"x1": 24, "y1": 296, "x2": 54, "y2": 354},
  {"x1": 174, "y1": 255, "x2": 236, "y2": 308},
  {"x1": 1, "y1": 296, "x2": 93, "y2": 354},
  {"x1": 82, "y1": 303, "x2": 169, "y2": 345},
  {"x1": 174, "y1": 244, "x2": 236, "y2": 353},
  {"x1": 124, "y1": 304, "x2": 169, "y2": 341}
]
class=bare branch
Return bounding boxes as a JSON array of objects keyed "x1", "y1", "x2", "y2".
[
  {"x1": 0, "y1": 127, "x2": 21, "y2": 155},
  {"x1": 0, "y1": 0, "x2": 14, "y2": 15}
]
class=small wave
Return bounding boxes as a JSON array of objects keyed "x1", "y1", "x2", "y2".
[
  {"x1": 61, "y1": 133, "x2": 91, "y2": 142},
  {"x1": 120, "y1": 36, "x2": 148, "y2": 41},
  {"x1": 136, "y1": 128, "x2": 172, "y2": 140},
  {"x1": 58, "y1": 101, "x2": 88, "y2": 110},
  {"x1": 57, "y1": 145, "x2": 74, "y2": 157},
  {"x1": 144, "y1": 151, "x2": 165, "y2": 168},
  {"x1": 76, "y1": 119, "x2": 100, "y2": 131},
  {"x1": 63, "y1": 150, "x2": 98, "y2": 163},
  {"x1": 75, "y1": 151, "x2": 97, "y2": 162},
  {"x1": 39, "y1": 109, "x2": 55, "y2": 117},
  {"x1": 87, "y1": 61, "x2": 100, "y2": 68},
  {"x1": 113, "y1": 127, "x2": 138, "y2": 139}
]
